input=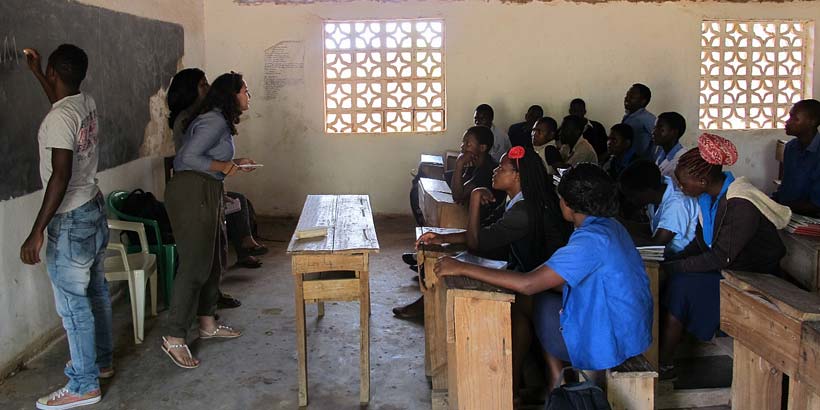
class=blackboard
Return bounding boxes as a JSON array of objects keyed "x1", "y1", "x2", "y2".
[{"x1": 0, "y1": 0, "x2": 183, "y2": 201}]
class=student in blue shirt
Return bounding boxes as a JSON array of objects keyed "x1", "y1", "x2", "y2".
[
  {"x1": 773, "y1": 99, "x2": 820, "y2": 217},
  {"x1": 622, "y1": 83, "x2": 656, "y2": 159},
  {"x1": 652, "y1": 112, "x2": 687, "y2": 179},
  {"x1": 619, "y1": 160, "x2": 698, "y2": 255},
  {"x1": 435, "y1": 163, "x2": 652, "y2": 386}
]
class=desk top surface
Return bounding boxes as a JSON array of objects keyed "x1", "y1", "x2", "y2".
[
  {"x1": 444, "y1": 275, "x2": 514, "y2": 296},
  {"x1": 419, "y1": 177, "x2": 452, "y2": 194},
  {"x1": 287, "y1": 195, "x2": 380, "y2": 255}
]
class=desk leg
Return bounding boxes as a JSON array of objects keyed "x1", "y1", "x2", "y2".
[
  {"x1": 294, "y1": 270, "x2": 308, "y2": 407},
  {"x1": 732, "y1": 340, "x2": 782, "y2": 410},
  {"x1": 360, "y1": 265, "x2": 371, "y2": 405},
  {"x1": 317, "y1": 302, "x2": 325, "y2": 318}
]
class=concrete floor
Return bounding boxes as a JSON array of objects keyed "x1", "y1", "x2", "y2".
[
  {"x1": 0, "y1": 216, "x2": 431, "y2": 410},
  {"x1": 0, "y1": 215, "x2": 731, "y2": 410}
]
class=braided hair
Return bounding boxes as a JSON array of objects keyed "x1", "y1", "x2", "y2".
[{"x1": 676, "y1": 147, "x2": 722, "y2": 180}]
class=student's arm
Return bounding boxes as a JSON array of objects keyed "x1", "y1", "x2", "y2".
[
  {"x1": 23, "y1": 49, "x2": 57, "y2": 104},
  {"x1": 435, "y1": 257, "x2": 565, "y2": 296},
  {"x1": 664, "y1": 199, "x2": 759, "y2": 273},
  {"x1": 20, "y1": 149, "x2": 72, "y2": 264},
  {"x1": 178, "y1": 115, "x2": 237, "y2": 175},
  {"x1": 449, "y1": 152, "x2": 474, "y2": 202},
  {"x1": 471, "y1": 195, "x2": 529, "y2": 253},
  {"x1": 649, "y1": 228, "x2": 676, "y2": 247},
  {"x1": 416, "y1": 231, "x2": 467, "y2": 248},
  {"x1": 465, "y1": 188, "x2": 502, "y2": 250}
]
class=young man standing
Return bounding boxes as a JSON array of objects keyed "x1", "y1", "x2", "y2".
[
  {"x1": 622, "y1": 83, "x2": 657, "y2": 159},
  {"x1": 774, "y1": 99, "x2": 820, "y2": 217},
  {"x1": 20, "y1": 44, "x2": 112, "y2": 410}
]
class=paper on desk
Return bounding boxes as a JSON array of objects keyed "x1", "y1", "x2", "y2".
[
  {"x1": 453, "y1": 251, "x2": 508, "y2": 270},
  {"x1": 637, "y1": 245, "x2": 665, "y2": 262}
]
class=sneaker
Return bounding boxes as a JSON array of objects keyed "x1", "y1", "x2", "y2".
[
  {"x1": 65, "y1": 360, "x2": 114, "y2": 379},
  {"x1": 36, "y1": 386, "x2": 101, "y2": 410}
]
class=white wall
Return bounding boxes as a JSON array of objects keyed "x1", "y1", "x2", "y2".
[
  {"x1": 204, "y1": 0, "x2": 819, "y2": 216},
  {"x1": 0, "y1": 0, "x2": 204, "y2": 378}
]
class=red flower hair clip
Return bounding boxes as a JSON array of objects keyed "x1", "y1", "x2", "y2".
[{"x1": 508, "y1": 146, "x2": 525, "y2": 169}]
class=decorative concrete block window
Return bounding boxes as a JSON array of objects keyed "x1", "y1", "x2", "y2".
[
  {"x1": 700, "y1": 20, "x2": 814, "y2": 130},
  {"x1": 323, "y1": 19, "x2": 445, "y2": 133}
]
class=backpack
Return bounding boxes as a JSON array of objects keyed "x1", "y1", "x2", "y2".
[
  {"x1": 545, "y1": 368, "x2": 611, "y2": 410},
  {"x1": 119, "y1": 189, "x2": 175, "y2": 246}
]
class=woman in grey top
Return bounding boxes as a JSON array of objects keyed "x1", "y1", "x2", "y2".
[{"x1": 161, "y1": 72, "x2": 256, "y2": 369}]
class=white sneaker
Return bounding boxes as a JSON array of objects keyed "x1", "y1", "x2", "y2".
[{"x1": 35, "y1": 386, "x2": 101, "y2": 410}]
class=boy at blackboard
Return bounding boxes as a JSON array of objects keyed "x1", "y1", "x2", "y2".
[
  {"x1": 19, "y1": 45, "x2": 112, "y2": 410},
  {"x1": 435, "y1": 163, "x2": 652, "y2": 387}
]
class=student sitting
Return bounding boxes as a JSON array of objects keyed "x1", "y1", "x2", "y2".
[
  {"x1": 531, "y1": 116, "x2": 559, "y2": 174},
  {"x1": 569, "y1": 98, "x2": 608, "y2": 158},
  {"x1": 508, "y1": 105, "x2": 544, "y2": 149},
  {"x1": 435, "y1": 163, "x2": 652, "y2": 387},
  {"x1": 474, "y1": 103, "x2": 510, "y2": 162},
  {"x1": 557, "y1": 115, "x2": 598, "y2": 166},
  {"x1": 619, "y1": 160, "x2": 698, "y2": 255},
  {"x1": 450, "y1": 126, "x2": 504, "y2": 204},
  {"x1": 622, "y1": 83, "x2": 656, "y2": 159},
  {"x1": 652, "y1": 112, "x2": 687, "y2": 179},
  {"x1": 659, "y1": 133, "x2": 791, "y2": 379},
  {"x1": 601, "y1": 123, "x2": 636, "y2": 179},
  {"x1": 773, "y1": 99, "x2": 820, "y2": 217},
  {"x1": 417, "y1": 146, "x2": 571, "y2": 398}
]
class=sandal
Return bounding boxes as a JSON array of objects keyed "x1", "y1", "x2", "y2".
[
  {"x1": 199, "y1": 324, "x2": 242, "y2": 339},
  {"x1": 243, "y1": 245, "x2": 268, "y2": 257},
  {"x1": 236, "y1": 256, "x2": 262, "y2": 269},
  {"x1": 161, "y1": 336, "x2": 199, "y2": 369}
]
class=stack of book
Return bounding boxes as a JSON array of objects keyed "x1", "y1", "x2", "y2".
[
  {"x1": 786, "y1": 214, "x2": 820, "y2": 237},
  {"x1": 637, "y1": 246, "x2": 665, "y2": 262}
]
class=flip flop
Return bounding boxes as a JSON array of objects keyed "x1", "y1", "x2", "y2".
[
  {"x1": 199, "y1": 324, "x2": 242, "y2": 339},
  {"x1": 161, "y1": 337, "x2": 199, "y2": 369},
  {"x1": 243, "y1": 245, "x2": 268, "y2": 256}
]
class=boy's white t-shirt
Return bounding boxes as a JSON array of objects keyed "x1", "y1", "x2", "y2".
[{"x1": 38, "y1": 93, "x2": 100, "y2": 214}]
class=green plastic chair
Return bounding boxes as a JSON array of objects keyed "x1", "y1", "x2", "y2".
[{"x1": 106, "y1": 190, "x2": 177, "y2": 308}]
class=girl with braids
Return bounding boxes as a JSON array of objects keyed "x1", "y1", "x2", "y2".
[
  {"x1": 659, "y1": 133, "x2": 791, "y2": 379},
  {"x1": 433, "y1": 162, "x2": 651, "y2": 392},
  {"x1": 162, "y1": 72, "x2": 257, "y2": 369},
  {"x1": 417, "y1": 146, "x2": 571, "y2": 400}
]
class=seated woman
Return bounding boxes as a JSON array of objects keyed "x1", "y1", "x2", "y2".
[
  {"x1": 225, "y1": 191, "x2": 268, "y2": 268},
  {"x1": 659, "y1": 133, "x2": 791, "y2": 379},
  {"x1": 416, "y1": 146, "x2": 571, "y2": 397},
  {"x1": 601, "y1": 123, "x2": 636, "y2": 179},
  {"x1": 618, "y1": 160, "x2": 698, "y2": 255},
  {"x1": 450, "y1": 126, "x2": 506, "y2": 204},
  {"x1": 435, "y1": 163, "x2": 652, "y2": 387}
]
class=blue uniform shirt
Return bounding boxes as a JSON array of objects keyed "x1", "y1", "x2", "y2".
[
  {"x1": 647, "y1": 176, "x2": 699, "y2": 254},
  {"x1": 622, "y1": 108, "x2": 657, "y2": 159},
  {"x1": 174, "y1": 110, "x2": 235, "y2": 181},
  {"x1": 544, "y1": 216, "x2": 653, "y2": 370},
  {"x1": 775, "y1": 132, "x2": 820, "y2": 208}
]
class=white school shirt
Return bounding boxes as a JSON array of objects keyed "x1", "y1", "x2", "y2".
[
  {"x1": 38, "y1": 93, "x2": 101, "y2": 214},
  {"x1": 489, "y1": 124, "x2": 511, "y2": 163}
]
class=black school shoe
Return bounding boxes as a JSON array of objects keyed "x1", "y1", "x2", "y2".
[
  {"x1": 217, "y1": 293, "x2": 242, "y2": 310},
  {"x1": 402, "y1": 253, "x2": 418, "y2": 266}
]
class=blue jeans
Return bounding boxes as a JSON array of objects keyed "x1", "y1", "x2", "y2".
[{"x1": 46, "y1": 193, "x2": 112, "y2": 395}]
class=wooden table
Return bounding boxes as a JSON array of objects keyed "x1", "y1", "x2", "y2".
[
  {"x1": 286, "y1": 195, "x2": 380, "y2": 406},
  {"x1": 643, "y1": 261, "x2": 661, "y2": 369},
  {"x1": 418, "y1": 177, "x2": 468, "y2": 228},
  {"x1": 419, "y1": 154, "x2": 445, "y2": 180},
  {"x1": 779, "y1": 230, "x2": 820, "y2": 294},
  {"x1": 719, "y1": 270, "x2": 820, "y2": 409}
]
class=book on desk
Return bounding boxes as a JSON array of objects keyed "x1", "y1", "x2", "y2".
[{"x1": 787, "y1": 214, "x2": 820, "y2": 237}]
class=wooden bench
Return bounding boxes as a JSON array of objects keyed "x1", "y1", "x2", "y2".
[
  {"x1": 607, "y1": 355, "x2": 658, "y2": 410},
  {"x1": 286, "y1": 195, "x2": 380, "y2": 406},
  {"x1": 419, "y1": 154, "x2": 445, "y2": 181},
  {"x1": 779, "y1": 230, "x2": 820, "y2": 294},
  {"x1": 418, "y1": 177, "x2": 468, "y2": 228},
  {"x1": 720, "y1": 270, "x2": 820, "y2": 409}
]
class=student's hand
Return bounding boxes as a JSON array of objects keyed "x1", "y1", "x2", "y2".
[
  {"x1": 455, "y1": 152, "x2": 475, "y2": 169},
  {"x1": 234, "y1": 158, "x2": 257, "y2": 172},
  {"x1": 222, "y1": 162, "x2": 239, "y2": 176},
  {"x1": 23, "y1": 48, "x2": 43, "y2": 74},
  {"x1": 471, "y1": 187, "x2": 496, "y2": 206},
  {"x1": 20, "y1": 230, "x2": 44, "y2": 265},
  {"x1": 434, "y1": 256, "x2": 466, "y2": 278},
  {"x1": 415, "y1": 232, "x2": 443, "y2": 249}
]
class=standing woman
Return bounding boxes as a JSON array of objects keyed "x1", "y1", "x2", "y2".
[{"x1": 161, "y1": 72, "x2": 256, "y2": 368}]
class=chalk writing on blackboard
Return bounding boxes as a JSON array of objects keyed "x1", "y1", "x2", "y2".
[
  {"x1": 264, "y1": 41, "x2": 304, "y2": 100},
  {"x1": 1, "y1": 35, "x2": 21, "y2": 65}
]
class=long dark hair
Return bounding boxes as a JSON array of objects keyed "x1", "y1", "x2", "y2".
[
  {"x1": 167, "y1": 68, "x2": 205, "y2": 129},
  {"x1": 511, "y1": 147, "x2": 568, "y2": 262},
  {"x1": 198, "y1": 72, "x2": 244, "y2": 135}
]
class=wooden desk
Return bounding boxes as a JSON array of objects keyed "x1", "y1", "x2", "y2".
[
  {"x1": 444, "y1": 275, "x2": 515, "y2": 410},
  {"x1": 420, "y1": 154, "x2": 445, "y2": 180},
  {"x1": 779, "y1": 230, "x2": 820, "y2": 294},
  {"x1": 415, "y1": 227, "x2": 467, "y2": 397},
  {"x1": 643, "y1": 261, "x2": 661, "y2": 369},
  {"x1": 286, "y1": 195, "x2": 380, "y2": 406},
  {"x1": 418, "y1": 177, "x2": 468, "y2": 228},
  {"x1": 719, "y1": 270, "x2": 820, "y2": 409}
]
